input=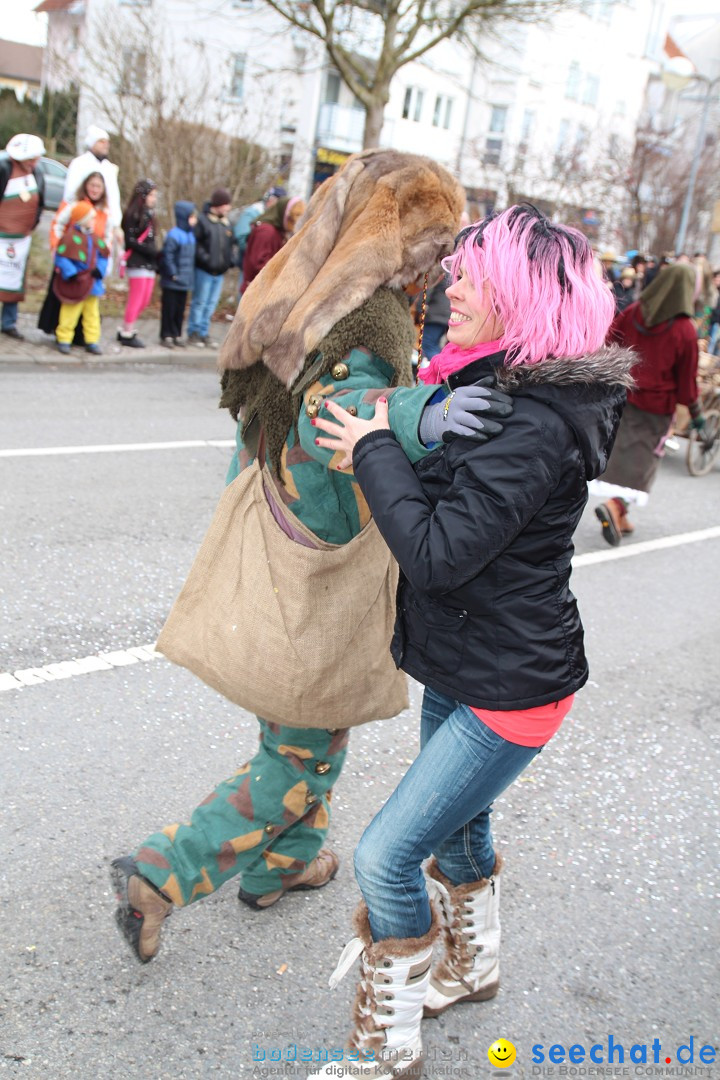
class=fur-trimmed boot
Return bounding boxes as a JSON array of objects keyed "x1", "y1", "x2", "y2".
[
  {"x1": 423, "y1": 855, "x2": 502, "y2": 1017},
  {"x1": 307, "y1": 902, "x2": 440, "y2": 1079}
]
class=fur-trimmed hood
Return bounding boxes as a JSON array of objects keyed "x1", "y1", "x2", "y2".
[
  {"x1": 450, "y1": 343, "x2": 637, "y2": 483},
  {"x1": 493, "y1": 343, "x2": 636, "y2": 393}
]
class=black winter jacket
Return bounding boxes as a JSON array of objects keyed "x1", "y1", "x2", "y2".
[
  {"x1": 352, "y1": 347, "x2": 635, "y2": 711},
  {"x1": 122, "y1": 209, "x2": 158, "y2": 271},
  {"x1": 194, "y1": 202, "x2": 236, "y2": 276}
]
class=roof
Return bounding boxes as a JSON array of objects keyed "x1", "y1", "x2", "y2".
[
  {"x1": 664, "y1": 33, "x2": 687, "y2": 61},
  {"x1": 0, "y1": 39, "x2": 43, "y2": 83},
  {"x1": 34, "y1": 0, "x2": 76, "y2": 11}
]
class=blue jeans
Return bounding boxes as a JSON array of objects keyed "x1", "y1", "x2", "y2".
[
  {"x1": 187, "y1": 269, "x2": 224, "y2": 337},
  {"x1": 421, "y1": 322, "x2": 447, "y2": 359},
  {"x1": 2, "y1": 301, "x2": 18, "y2": 331},
  {"x1": 354, "y1": 686, "x2": 543, "y2": 941},
  {"x1": 709, "y1": 323, "x2": 720, "y2": 357}
]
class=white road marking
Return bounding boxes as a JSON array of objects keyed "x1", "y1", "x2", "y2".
[
  {"x1": 2, "y1": 524, "x2": 719, "y2": 694},
  {"x1": 0, "y1": 439, "x2": 235, "y2": 458},
  {"x1": 1, "y1": 645, "x2": 160, "y2": 692},
  {"x1": 573, "y1": 524, "x2": 720, "y2": 566}
]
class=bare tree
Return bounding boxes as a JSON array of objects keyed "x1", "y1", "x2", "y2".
[
  {"x1": 256, "y1": 0, "x2": 569, "y2": 148},
  {"x1": 463, "y1": 124, "x2": 634, "y2": 248},
  {"x1": 628, "y1": 122, "x2": 720, "y2": 255},
  {"x1": 49, "y1": 7, "x2": 276, "y2": 228}
]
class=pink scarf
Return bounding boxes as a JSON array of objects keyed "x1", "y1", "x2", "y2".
[{"x1": 417, "y1": 339, "x2": 504, "y2": 384}]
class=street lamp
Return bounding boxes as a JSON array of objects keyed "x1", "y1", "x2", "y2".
[{"x1": 661, "y1": 57, "x2": 720, "y2": 255}]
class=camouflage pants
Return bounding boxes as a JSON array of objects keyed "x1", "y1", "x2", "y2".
[{"x1": 133, "y1": 720, "x2": 350, "y2": 906}]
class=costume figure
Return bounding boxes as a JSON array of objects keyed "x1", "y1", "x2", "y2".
[{"x1": 110, "y1": 149, "x2": 513, "y2": 964}]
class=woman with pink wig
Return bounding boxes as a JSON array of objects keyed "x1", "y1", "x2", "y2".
[{"x1": 308, "y1": 204, "x2": 636, "y2": 1079}]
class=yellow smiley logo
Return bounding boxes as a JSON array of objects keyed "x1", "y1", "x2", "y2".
[{"x1": 488, "y1": 1039, "x2": 517, "y2": 1068}]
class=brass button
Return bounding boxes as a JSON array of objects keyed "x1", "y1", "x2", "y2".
[
  {"x1": 331, "y1": 362, "x2": 349, "y2": 381},
  {"x1": 346, "y1": 405, "x2": 357, "y2": 417},
  {"x1": 264, "y1": 823, "x2": 275, "y2": 835},
  {"x1": 305, "y1": 792, "x2": 317, "y2": 805},
  {"x1": 305, "y1": 393, "x2": 322, "y2": 419},
  {"x1": 314, "y1": 761, "x2": 331, "y2": 775}
]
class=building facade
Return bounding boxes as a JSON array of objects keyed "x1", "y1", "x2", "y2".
[{"x1": 38, "y1": 0, "x2": 683, "y2": 249}]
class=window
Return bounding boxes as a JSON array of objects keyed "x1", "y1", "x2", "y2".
[
  {"x1": 565, "y1": 62, "x2": 580, "y2": 101},
  {"x1": 118, "y1": 48, "x2": 147, "y2": 95},
  {"x1": 432, "y1": 94, "x2": 454, "y2": 129},
  {"x1": 325, "y1": 71, "x2": 340, "y2": 105},
  {"x1": 582, "y1": 74, "x2": 599, "y2": 107},
  {"x1": 521, "y1": 109, "x2": 534, "y2": 140},
  {"x1": 229, "y1": 52, "x2": 246, "y2": 99},
  {"x1": 483, "y1": 137, "x2": 503, "y2": 166},
  {"x1": 41, "y1": 159, "x2": 67, "y2": 178},
  {"x1": 556, "y1": 118, "x2": 571, "y2": 152},
  {"x1": 489, "y1": 105, "x2": 507, "y2": 133},
  {"x1": 402, "y1": 86, "x2": 424, "y2": 122}
]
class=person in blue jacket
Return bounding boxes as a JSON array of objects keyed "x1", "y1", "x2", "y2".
[
  {"x1": 54, "y1": 199, "x2": 109, "y2": 355},
  {"x1": 159, "y1": 200, "x2": 197, "y2": 346}
]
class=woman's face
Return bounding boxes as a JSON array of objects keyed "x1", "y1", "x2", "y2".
[
  {"x1": 145, "y1": 189, "x2": 157, "y2": 209},
  {"x1": 85, "y1": 176, "x2": 105, "y2": 202},
  {"x1": 445, "y1": 267, "x2": 504, "y2": 349}
]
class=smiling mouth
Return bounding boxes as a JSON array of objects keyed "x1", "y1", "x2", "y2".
[{"x1": 448, "y1": 312, "x2": 471, "y2": 324}]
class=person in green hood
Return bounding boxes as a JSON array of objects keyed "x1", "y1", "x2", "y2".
[{"x1": 592, "y1": 263, "x2": 704, "y2": 543}]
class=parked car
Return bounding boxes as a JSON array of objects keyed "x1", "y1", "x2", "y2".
[
  {"x1": 38, "y1": 157, "x2": 68, "y2": 210},
  {"x1": 0, "y1": 152, "x2": 68, "y2": 211}
]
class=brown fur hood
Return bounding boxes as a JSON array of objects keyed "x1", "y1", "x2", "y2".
[{"x1": 218, "y1": 148, "x2": 465, "y2": 387}]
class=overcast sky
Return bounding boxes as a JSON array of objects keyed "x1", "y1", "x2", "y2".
[
  {"x1": 3, "y1": 0, "x2": 716, "y2": 51},
  {"x1": 5, "y1": 0, "x2": 47, "y2": 46}
]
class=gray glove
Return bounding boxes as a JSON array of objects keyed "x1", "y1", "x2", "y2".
[{"x1": 419, "y1": 379, "x2": 513, "y2": 446}]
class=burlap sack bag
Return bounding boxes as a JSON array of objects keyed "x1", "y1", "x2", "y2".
[{"x1": 156, "y1": 460, "x2": 408, "y2": 728}]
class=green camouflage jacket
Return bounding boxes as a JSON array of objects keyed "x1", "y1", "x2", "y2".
[{"x1": 225, "y1": 345, "x2": 438, "y2": 544}]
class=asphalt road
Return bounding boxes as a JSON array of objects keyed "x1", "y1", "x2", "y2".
[{"x1": 1, "y1": 363, "x2": 718, "y2": 1080}]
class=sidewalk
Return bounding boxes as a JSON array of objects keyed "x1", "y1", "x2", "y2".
[{"x1": 0, "y1": 311, "x2": 231, "y2": 367}]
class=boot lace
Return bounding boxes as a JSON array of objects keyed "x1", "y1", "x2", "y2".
[
  {"x1": 429, "y1": 875, "x2": 494, "y2": 985},
  {"x1": 328, "y1": 937, "x2": 390, "y2": 1058}
]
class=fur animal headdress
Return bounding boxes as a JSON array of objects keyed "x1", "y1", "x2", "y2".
[{"x1": 218, "y1": 148, "x2": 466, "y2": 387}]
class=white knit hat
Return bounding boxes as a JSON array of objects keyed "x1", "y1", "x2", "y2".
[
  {"x1": 5, "y1": 133, "x2": 46, "y2": 161},
  {"x1": 84, "y1": 124, "x2": 110, "y2": 148}
]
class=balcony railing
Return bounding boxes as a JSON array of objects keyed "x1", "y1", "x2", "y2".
[{"x1": 316, "y1": 103, "x2": 365, "y2": 154}]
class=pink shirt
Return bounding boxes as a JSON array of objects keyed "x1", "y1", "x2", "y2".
[{"x1": 470, "y1": 695, "x2": 574, "y2": 747}]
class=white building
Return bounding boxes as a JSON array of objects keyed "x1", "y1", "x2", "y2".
[
  {"x1": 639, "y1": 11, "x2": 720, "y2": 258},
  {"x1": 39, "y1": 0, "x2": 672, "y2": 247}
]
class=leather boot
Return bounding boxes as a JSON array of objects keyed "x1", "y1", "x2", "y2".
[
  {"x1": 238, "y1": 848, "x2": 339, "y2": 910},
  {"x1": 423, "y1": 855, "x2": 502, "y2": 1017},
  {"x1": 613, "y1": 498, "x2": 634, "y2": 534},
  {"x1": 307, "y1": 902, "x2": 440, "y2": 1079},
  {"x1": 110, "y1": 856, "x2": 173, "y2": 964},
  {"x1": 595, "y1": 500, "x2": 623, "y2": 546}
]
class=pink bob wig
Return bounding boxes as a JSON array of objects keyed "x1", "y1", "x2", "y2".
[{"x1": 443, "y1": 204, "x2": 615, "y2": 366}]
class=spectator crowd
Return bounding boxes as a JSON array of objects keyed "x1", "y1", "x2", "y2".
[{"x1": 1, "y1": 126, "x2": 306, "y2": 355}]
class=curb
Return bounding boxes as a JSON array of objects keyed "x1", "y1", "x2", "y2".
[{"x1": 0, "y1": 349, "x2": 218, "y2": 368}]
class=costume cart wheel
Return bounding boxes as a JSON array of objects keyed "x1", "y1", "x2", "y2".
[{"x1": 686, "y1": 409, "x2": 720, "y2": 476}]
